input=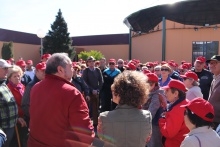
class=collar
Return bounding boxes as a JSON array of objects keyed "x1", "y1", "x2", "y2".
[
  {"x1": 213, "y1": 74, "x2": 220, "y2": 80},
  {"x1": 45, "y1": 74, "x2": 75, "y2": 87},
  {"x1": 115, "y1": 104, "x2": 136, "y2": 109}
]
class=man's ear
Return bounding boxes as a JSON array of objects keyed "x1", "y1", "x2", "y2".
[{"x1": 57, "y1": 66, "x2": 64, "y2": 74}]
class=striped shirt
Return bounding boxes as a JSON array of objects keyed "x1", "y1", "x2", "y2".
[{"x1": 0, "y1": 82, "x2": 18, "y2": 129}]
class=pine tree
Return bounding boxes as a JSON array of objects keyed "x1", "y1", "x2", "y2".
[
  {"x1": 1, "y1": 42, "x2": 14, "y2": 60},
  {"x1": 43, "y1": 9, "x2": 75, "y2": 57}
]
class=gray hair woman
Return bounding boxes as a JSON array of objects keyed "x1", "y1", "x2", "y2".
[
  {"x1": 98, "y1": 71, "x2": 152, "y2": 147},
  {"x1": 181, "y1": 71, "x2": 203, "y2": 101}
]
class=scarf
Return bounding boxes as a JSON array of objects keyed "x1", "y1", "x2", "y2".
[{"x1": 9, "y1": 81, "x2": 24, "y2": 96}]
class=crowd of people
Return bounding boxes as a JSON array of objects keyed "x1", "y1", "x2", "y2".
[{"x1": 0, "y1": 53, "x2": 220, "y2": 147}]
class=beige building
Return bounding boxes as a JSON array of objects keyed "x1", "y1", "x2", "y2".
[{"x1": 0, "y1": 20, "x2": 219, "y2": 65}]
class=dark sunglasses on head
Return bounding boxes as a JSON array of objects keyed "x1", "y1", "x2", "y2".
[
  {"x1": 109, "y1": 62, "x2": 115, "y2": 65},
  {"x1": 161, "y1": 68, "x2": 169, "y2": 71}
]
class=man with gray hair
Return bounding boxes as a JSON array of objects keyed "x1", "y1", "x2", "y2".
[
  {"x1": 28, "y1": 53, "x2": 95, "y2": 146},
  {"x1": 0, "y1": 59, "x2": 18, "y2": 147}
]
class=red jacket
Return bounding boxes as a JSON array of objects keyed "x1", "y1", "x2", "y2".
[
  {"x1": 28, "y1": 74, "x2": 94, "y2": 146},
  {"x1": 7, "y1": 82, "x2": 25, "y2": 118},
  {"x1": 159, "y1": 99, "x2": 189, "y2": 147}
]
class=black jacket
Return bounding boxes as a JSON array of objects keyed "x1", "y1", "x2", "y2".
[{"x1": 191, "y1": 68, "x2": 213, "y2": 100}]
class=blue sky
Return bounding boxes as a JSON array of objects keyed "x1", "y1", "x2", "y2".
[{"x1": 0, "y1": 0, "x2": 182, "y2": 37}]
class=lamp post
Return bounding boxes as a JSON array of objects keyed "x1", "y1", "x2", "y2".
[{"x1": 37, "y1": 29, "x2": 46, "y2": 58}]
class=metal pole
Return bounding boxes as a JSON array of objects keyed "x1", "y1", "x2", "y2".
[
  {"x1": 162, "y1": 17, "x2": 166, "y2": 61},
  {"x1": 40, "y1": 38, "x2": 43, "y2": 57},
  {"x1": 129, "y1": 29, "x2": 132, "y2": 60}
]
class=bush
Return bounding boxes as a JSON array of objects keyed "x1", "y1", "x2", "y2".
[
  {"x1": 78, "y1": 50, "x2": 104, "y2": 61},
  {"x1": 1, "y1": 42, "x2": 14, "y2": 60}
]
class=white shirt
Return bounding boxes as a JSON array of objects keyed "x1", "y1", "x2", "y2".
[
  {"x1": 186, "y1": 86, "x2": 203, "y2": 101},
  {"x1": 25, "y1": 69, "x2": 35, "y2": 80},
  {"x1": 181, "y1": 126, "x2": 220, "y2": 147}
]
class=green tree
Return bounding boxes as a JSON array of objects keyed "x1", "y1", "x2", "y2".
[
  {"x1": 78, "y1": 50, "x2": 104, "y2": 61},
  {"x1": 1, "y1": 42, "x2": 14, "y2": 60},
  {"x1": 43, "y1": 9, "x2": 75, "y2": 57}
]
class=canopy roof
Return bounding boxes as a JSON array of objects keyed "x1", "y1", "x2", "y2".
[{"x1": 124, "y1": 0, "x2": 220, "y2": 33}]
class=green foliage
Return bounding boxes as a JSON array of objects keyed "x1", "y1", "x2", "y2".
[
  {"x1": 1, "y1": 42, "x2": 14, "y2": 60},
  {"x1": 78, "y1": 50, "x2": 104, "y2": 61},
  {"x1": 43, "y1": 9, "x2": 75, "y2": 58}
]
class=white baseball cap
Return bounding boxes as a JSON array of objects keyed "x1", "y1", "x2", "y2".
[{"x1": 0, "y1": 59, "x2": 12, "y2": 68}]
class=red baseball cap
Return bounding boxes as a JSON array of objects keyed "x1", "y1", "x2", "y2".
[
  {"x1": 196, "y1": 56, "x2": 206, "y2": 63},
  {"x1": 109, "y1": 59, "x2": 116, "y2": 63},
  {"x1": 36, "y1": 62, "x2": 46, "y2": 70},
  {"x1": 127, "y1": 62, "x2": 136, "y2": 70},
  {"x1": 26, "y1": 60, "x2": 33, "y2": 64},
  {"x1": 161, "y1": 61, "x2": 167, "y2": 65},
  {"x1": 146, "y1": 62, "x2": 154, "y2": 67},
  {"x1": 9, "y1": 58, "x2": 14, "y2": 61},
  {"x1": 181, "y1": 60, "x2": 186, "y2": 64},
  {"x1": 179, "y1": 64, "x2": 188, "y2": 70},
  {"x1": 142, "y1": 69, "x2": 151, "y2": 74},
  {"x1": 168, "y1": 62, "x2": 175, "y2": 67},
  {"x1": 42, "y1": 54, "x2": 51, "y2": 59},
  {"x1": 180, "y1": 71, "x2": 198, "y2": 81},
  {"x1": 181, "y1": 97, "x2": 214, "y2": 122},
  {"x1": 162, "y1": 79, "x2": 187, "y2": 92},
  {"x1": 16, "y1": 60, "x2": 26, "y2": 67},
  {"x1": 146, "y1": 73, "x2": 158, "y2": 82}
]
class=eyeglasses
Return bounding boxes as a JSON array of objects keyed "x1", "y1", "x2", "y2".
[
  {"x1": 154, "y1": 69, "x2": 160, "y2": 71},
  {"x1": 147, "y1": 66, "x2": 152, "y2": 68},
  {"x1": 118, "y1": 62, "x2": 123, "y2": 64},
  {"x1": 109, "y1": 62, "x2": 115, "y2": 65},
  {"x1": 209, "y1": 61, "x2": 220, "y2": 65},
  {"x1": 88, "y1": 60, "x2": 95, "y2": 63},
  {"x1": 179, "y1": 70, "x2": 185, "y2": 72},
  {"x1": 183, "y1": 78, "x2": 189, "y2": 81},
  {"x1": 161, "y1": 68, "x2": 169, "y2": 71}
]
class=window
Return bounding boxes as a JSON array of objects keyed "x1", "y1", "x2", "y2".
[{"x1": 192, "y1": 41, "x2": 219, "y2": 63}]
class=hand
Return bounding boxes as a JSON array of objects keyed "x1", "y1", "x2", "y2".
[
  {"x1": 161, "y1": 112, "x2": 166, "y2": 118},
  {"x1": 85, "y1": 96, "x2": 90, "y2": 101},
  {"x1": 92, "y1": 90, "x2": 97, "y2": 95},
  {"x1": 17, "y1": 117, "x2": 27, "y2": 127}
]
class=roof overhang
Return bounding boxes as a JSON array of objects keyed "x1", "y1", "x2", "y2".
[{"x1": 124, "y1": 0, "x2": 220, "y2": 33}]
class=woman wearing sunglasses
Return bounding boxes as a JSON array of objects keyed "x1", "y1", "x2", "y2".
[
  {"x1": 159, "y1": 64, "x2": 172, "y2": 87},
  {"x1": 181, "y1": 71, "x2": 203, "y2": 101},
  {"x1": 159, "y1": 79, "x2": 189, "y2": 147},
  {"x1": 180, "y1": 98, "x2": 220, "y2": 147}
]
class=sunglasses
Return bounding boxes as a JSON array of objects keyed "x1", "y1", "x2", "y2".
[
  {"x1": 118, "y1": 62, "x2": 123, "y2": 64},
  {"x1": 109, "y1": 62, "x2": 115, "y2": 65},
  {"x1": 183, "y1": 78, "x2": 189, "y2": 81},
  {"x1": 161, "y1": 68, "x2": 169, "y2": 71},
  {"x1": 179, "y1": 70, "x2": 185, "y2": 72}
]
